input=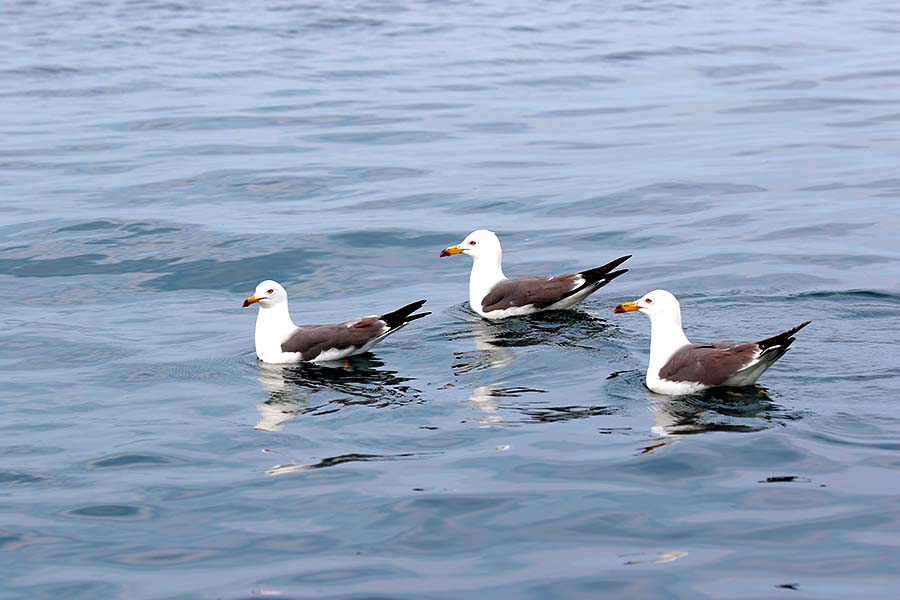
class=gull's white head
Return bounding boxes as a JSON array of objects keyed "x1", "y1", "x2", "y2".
[
  {"x1": 242, "y1": 280, "x2": 288, "y2": 309},
  {"x1": 614, "y1": 289, "x2": 681, "y2": 321},
  {"x1": 440, "y1": 229, "x2": 502, "y2": 261}
]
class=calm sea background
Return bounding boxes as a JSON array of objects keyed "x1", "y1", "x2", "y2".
[{"x1": 2, "y1": 1, "x2": 899, "y2": 598}]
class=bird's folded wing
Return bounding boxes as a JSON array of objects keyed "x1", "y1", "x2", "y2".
[
  {"x1": 281, "y1": 318, "x2": 387, "y2": 360},
  {"x1": 480, "y1": 275, "x2": 581, "y2": 313},
  {"x1": 657, "y1": 343, "x2": 758, "y2": 386}
]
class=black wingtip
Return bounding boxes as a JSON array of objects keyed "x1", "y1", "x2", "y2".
[
  {"x1": 402, "y1": 299, "x2": 427, "y2": 312},
  {"x1": 781, "y1": 320, "x2": 811, "y2": 340},
  {"x1": 757, "y1": 320, "x2": 811, "y2": 353},
  {"x1": 577, "y1": 254, "x2": 632, "y2": 289},
  {"x1": 604, "y1": 268, "x2": 628, "y2": 282},
  {"x1": 403, "y1": 311, "x2": 431, "y2": 324},
  {"x1": 380, "y1": 300, "x2": 429, "y2": 329},
  {"x1": 579, "y1": 255, "x2": 631, "y2": 278},
  {"x1": 793, "y1": 320, "x2": 812, "y2": 334},
  {"x1": 601, "y1": 254, "x2": 632, "y2": 272}
]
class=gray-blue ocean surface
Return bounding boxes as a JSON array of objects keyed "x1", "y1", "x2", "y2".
[{"x1": 2, "y1": 0, "x2": 899, "y2": 598}]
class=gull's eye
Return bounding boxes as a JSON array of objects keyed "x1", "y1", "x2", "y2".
[
  {"x1": 468, "y1": 240, "x2": 477, "y2": 246},
  {"x1": 645, "y1": 298, "x2": 653, "y2": 304},
  {"x1": 267, "y1": 289, "x2": 274, "y2": 294}
]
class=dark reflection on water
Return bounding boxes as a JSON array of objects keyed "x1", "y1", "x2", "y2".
[
  {"x1": 257, "y1": 354, "x2": 417, "y2": 400},
  {"x1": 600, "y1": 369, "x2": 808, "y2": 453},
  {"x1": 255, "y1": 355, "x2": 421, "y2": 431},
  {"x1": 62, "y1": 504, "x2": 153, "y2": 521},
  {"x1": 267, "y1": 452, "x2": 431, "y2": 476},
  {"x1": 450, "y1": 308, "x2": 618, "y2": 375},
  {"x1": 639, "y1": 386, "x2": 798, "y2": 454},
  {"x1": 466, "y1": 383, "x2": 622, "y2": 427},
  {"x1": 482, "y1": 310, "x2": 618, "y2": 349},
  {"x1": 650, "y1": 385, "x2": 795, "y2": 434}
]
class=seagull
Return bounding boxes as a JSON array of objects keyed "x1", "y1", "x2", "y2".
[
  {"x1": 242, "y1": 280, "x2": 430, "y2": 364},
  {"x1": 440, "y1": 229, "x2": 630, "y2": 319},
  {"x1": 614, "y1": 289, "x2": 810, "y2": 395}
]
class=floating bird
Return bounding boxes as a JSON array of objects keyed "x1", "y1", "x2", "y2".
[
  {"x1": 440, "y1": 229, "x2": 630, "y2": 319},
  {"x1": 243, "y1": 280, "x2": 429, "y2": 364},
  {"x1": 614, "y1": 290, "x2": 809, "y2": 395}
]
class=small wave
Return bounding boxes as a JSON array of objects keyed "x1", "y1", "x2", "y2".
[{"x1": 790, "y1": 289, "x2": 900, "y2": 304}]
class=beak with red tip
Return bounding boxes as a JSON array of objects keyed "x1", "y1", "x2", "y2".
[
  {"x1": 242, "y1": 294, "x2": 260, "y2": 308},
  {"x1": 440, "y1": 244, "x2": 464, "y2": 258},
  {"x1": 613, "y1": 301, "x2": 640, "y2": 314}
]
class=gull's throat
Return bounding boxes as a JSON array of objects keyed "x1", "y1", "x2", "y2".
[
  {"x1": 647, "y1": 311, "x2": 691, "y2": 379},
  {"x1": 255, "y1": 301, "x2": 296, "y2": 357},
  {"x1": 469, "y1": 253, "x2": 506, "y2": 313}
]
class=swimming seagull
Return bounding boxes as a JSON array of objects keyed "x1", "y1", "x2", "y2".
[
  {"x1": 242, "y1": 280, "x2": 430, "y2": 364},
  {"x1": 614, "y1": 290, "x2": 810, "y2": 395},
  {"x1": 440, "y1": 229, "x2": 631, "y2": 319}
]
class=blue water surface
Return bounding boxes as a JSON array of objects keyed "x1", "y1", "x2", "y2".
[{"x1": 1, "y1": 1, "x2": 899, "y2": 598}]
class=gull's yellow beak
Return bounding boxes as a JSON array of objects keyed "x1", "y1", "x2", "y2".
[
  {"x1": 613, "y1": 301, "x2": 639, "y2": 314},
  {"x1": 242, "y1": 294, "x2": 260, "y2": 308},
  {"x1": 440, "y1": 245, "x2": 464, "y2": 258}
]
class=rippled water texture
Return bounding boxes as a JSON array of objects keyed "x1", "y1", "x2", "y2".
[{"x1": 2, "y1": 1, "x2": 899, "y2": 598}]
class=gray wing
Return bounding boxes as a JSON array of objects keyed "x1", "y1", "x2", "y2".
[
  {"x1": 481, "y1": 275, "x2": 581, "y2": 313},
  {"x1": 280, "y1": 300, "x2": 430, "y2": 361},
  {"x1": 480, "y1": 256, "x2": 631, "y2": 313},
  {"x1": 281, "y1": 318, "x2": 388, "y2": 361},
  {"x1": 658, "y1": 343, "x2": 758, "y2": 386}
]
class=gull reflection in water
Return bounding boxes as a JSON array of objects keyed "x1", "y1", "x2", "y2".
[
  {"x1": 266, "y1": 452, "x2": 424, "y2": 476},
  {"x1": 451, "y1": 316, "x2": 516, "y2": 375},
  {"x1": 255, "y1": 362, "x2": 312, "y2": 432},
  {"x1": 468, "y1": 384, "x2": 555, "y2": 427},
  {"x1": 468, "y1": 384, "x2": 502, "y2": 426},
  {"x1": 467, "y1": 385, "x2": 621, "y2": 427},
  {"x1": 454, "y1": 318, "x2": 520, "y2": 426},
  {"x1": 641, "y1": 385, "x2": 789, "y2": 454},
  {"x1": 623, "y1": 550, "x2": 688, "y2": 565},
  {"x1": 451, "y1": 310, "x2": 613, "y2": 376},
  {"x1": 254, "y1": 355, "x2": 419, "y2": 432},
  {"x1": 443, "y1": 315, "x2": 514, "y2": 423},
  {"x1": 455, "y1": 313, "x2": 620, "y2": 426}
]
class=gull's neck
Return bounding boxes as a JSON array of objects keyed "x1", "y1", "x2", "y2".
[
  {"x1": 469, "y1": 251, "x2": 506, "y2": 313},
  {"x1": 255, "y1": 301, "x2": 296, "y2": 358},
  {"x1": 647, "y1": 310, "x2": 691, "y2": 378}
]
